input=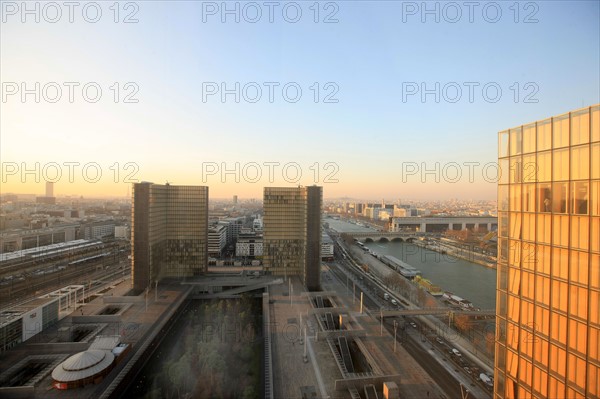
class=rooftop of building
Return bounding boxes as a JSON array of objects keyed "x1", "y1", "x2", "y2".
[{"x1": 499, "y1": 103, "x2": 599, "y2": 132}]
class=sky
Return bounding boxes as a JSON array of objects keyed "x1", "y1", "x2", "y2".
[{"x1": 1, "y1": 0, "x2": 599, "y2": 200}]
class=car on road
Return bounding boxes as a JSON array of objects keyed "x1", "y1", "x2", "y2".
[
  {"x1": 436, "y1": 337, "x2": 444, "y2": 344},
  {"x1": 452, "y1": 348, "x2": 462, "y2": 357},
  {"x1": 480, "y1": 373, "x2": 494, "y2": 390},
  {"x1": 410, "y1": 322, "x2": 417, "y2": 328}
]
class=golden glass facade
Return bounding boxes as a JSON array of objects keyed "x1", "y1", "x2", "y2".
[
  {"x1": 263, "y1": 186, "x2": 322, "y2": 290},
  {"x1": 495, "y1": 105, "x2": 600, "y2": 399},
  {"x1": 132, "y1": 183, "x2": 208, "y2": 292}
]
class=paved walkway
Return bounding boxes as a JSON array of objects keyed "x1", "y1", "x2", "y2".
[{"x1": 269, "y1": 277, "x2": 344, "y2": 398}]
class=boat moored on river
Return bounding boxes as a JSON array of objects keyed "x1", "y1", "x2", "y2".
[{"x1": 442, "y1": 291, "x2": 478, "y2": 310}]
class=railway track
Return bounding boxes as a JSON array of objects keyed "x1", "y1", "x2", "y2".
[{"x1": 0, "y1": 258, "x2": 129, "y2": 309}]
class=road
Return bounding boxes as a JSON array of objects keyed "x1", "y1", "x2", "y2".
[{"x1": 325, "y1": 257, "x2": 492, "y2": 398}]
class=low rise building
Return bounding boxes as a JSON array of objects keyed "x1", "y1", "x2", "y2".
[
  {"x1": 321, "y1": 233, "x2": 334, "y2": 260},
  {"x1": 235, "y1": 233, "x2": 263, "y2": 257},
  {"x1": 82, "y1": 221, "x2": 115, "y2": 240},
  {"x1": 0, "y1": 285, "x2": 84, "y2": 352},
  {"x1": 208, "y1": 224, "x2": 227, "y2": 257},
  {"x1": 218, "y1": 217, "x2": 244, "y2": 245}
]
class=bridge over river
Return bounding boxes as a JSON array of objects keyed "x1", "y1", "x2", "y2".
[{"x1": 344, "y1": 231, "x2": 437, "y2": 242}]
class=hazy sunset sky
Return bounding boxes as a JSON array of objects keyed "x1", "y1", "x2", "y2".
[{"x1": 2, "y1": 1, "x2": 599, "y2": 199}]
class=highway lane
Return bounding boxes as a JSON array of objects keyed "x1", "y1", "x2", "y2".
[{"x1": 384, "y1": 320, "x2": 465, "y2": 399}]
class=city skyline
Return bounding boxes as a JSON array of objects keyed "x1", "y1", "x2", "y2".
[
  {"x1": 2, "y1": 2, "x2": 599, "y2": 199},
  {"x1": 1, "y1": 2, "x2": 600, "y2": 397}
]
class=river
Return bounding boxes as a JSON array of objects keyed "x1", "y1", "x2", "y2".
[{"x1": 327, "y1": 218, "x2": 497, "y2": 310}]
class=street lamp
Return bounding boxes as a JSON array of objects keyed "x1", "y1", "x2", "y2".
[{"x1": 393, "y1": 320, "x2": 398, "y2": 353}]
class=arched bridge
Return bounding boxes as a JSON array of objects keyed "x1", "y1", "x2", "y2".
[{"x1": 347, "y1": 231, "x2": 436, "y2": 243}]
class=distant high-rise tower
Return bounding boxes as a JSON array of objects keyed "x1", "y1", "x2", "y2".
[
  {"x1": 131, "y1": 182, "x2": 208, "y2": 292},
  {"x1": 495, "y1": 105, "x2": 599, "y2": 398},
  {"x1": 45, "y1": 182, "x2": 54, "y2": 197},
  {"x1": 263, "y1": 186, "x2": 322, "y2": 291},
  {"x1": 233, "y1": 195, "x2": 238, "y2": 205}
]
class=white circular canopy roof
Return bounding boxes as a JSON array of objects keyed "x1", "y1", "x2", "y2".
[{"x1": 52, "y1": 350, "x2": 115, "y2": 382}]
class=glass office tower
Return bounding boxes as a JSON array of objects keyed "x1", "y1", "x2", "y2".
[
  {"x1": 132, "y1": 182, "x2": 208, "y2": 292},
  {"x1": 495, "y1": 105, "x2": 600, "y2": 398},
  {"x1": 263, "y1": 186, "x2": 322, "y2": 291}
]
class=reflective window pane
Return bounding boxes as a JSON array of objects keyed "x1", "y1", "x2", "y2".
[
  {"x1": 523, "y1": 123, "x2": 536, "y2": 154},
  {"x1": 523, "y1": 184, "x2": 536, "y2": 212},
  {"x1": 511, "y1": 127, "x2": 523, "y2": 156},
  {"x1": 536, "y1": 244, "x2": 551, "y2": 275},
  {"x1": 592, "y1": 105, "x2": 600, "y2": 143},
  {"x1": 572, "y1": 181, "x2": 589, "y2": 215},
  {"x1": 571, "y1": 145, "x2": 589, "y2": 180},
  {"x1": 500, "y1": 130, "x2": 510, "y2": 157},
  {"x1": 552, "y1": 215, "x2": 569, "y2": 247},
  {"x1": 592, "y1": 181, "x2": 600, "y2": 216},
  {"x1": 552, "y1": 247, "x2": 569, "y2": 280},
  {"x1": 538, "y1": 183, "x2": 552, "y2": 213},
  {"x1": 592, "y1": 217, "x2": 600, "y2": 253},
  {"x1": 588, "y1": 363, "x2": 599, "y2": 397},
  {"x1": 537, "y1": 151, "x2": 551, "y2": 182},
  {"x1": 538, "y1": 121, "x2": 552, "y2": 151},
  {"x1": 570, "y1": 250, "x2": 589, "y2": 286},
  {"x1": 590, "y1": 290, "x2": 599, "y2": 325},
  {"x1": 592, "y1": 143, "x2": 599, "y2": 179},
  {"x1": 590, "y1": 254, "x2": 600, "y2": 290},
  {"x1": 536, "y1": 214, "x2": 551, "y2": 244},
  {"x1": 510, "y1": 156, "x2": 523, "y2": 184},
  {"x1": 571, "y1": 215, "x2": 589, "y2": 250},
  {"x1": 523, "y1": 213, "x2": 536, "y2": 242},
  {"x1": 571, "y1": 109, "x2": 590, "y2": 146},
  {"x1": 553, "y1": 115, "x2": 569, "y2": 148},
  {"x1": 499, "y1": 211, "x2": 509, "y2": 238},
  {"x1": 551, "y1": 182, "x2": 568, "y2": 214},
  {"x1": 535, "y1": 275, "x2": 551, "y2": 305},
  {"x1": 510, "y1": 184, "x2": 522, "y2": 211},
  {"x1": 499, "y1": 185, "x2": 509, "y2": 211},
  {"x1": 500, "y1": 158, "x2": 510, "y2": 184},
  {"x1": 553, "y1": 148, "x2": 569, "y2": 181},
  {"x1": 523, "y1": 154, "x2": 537, "y2": 183}
]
